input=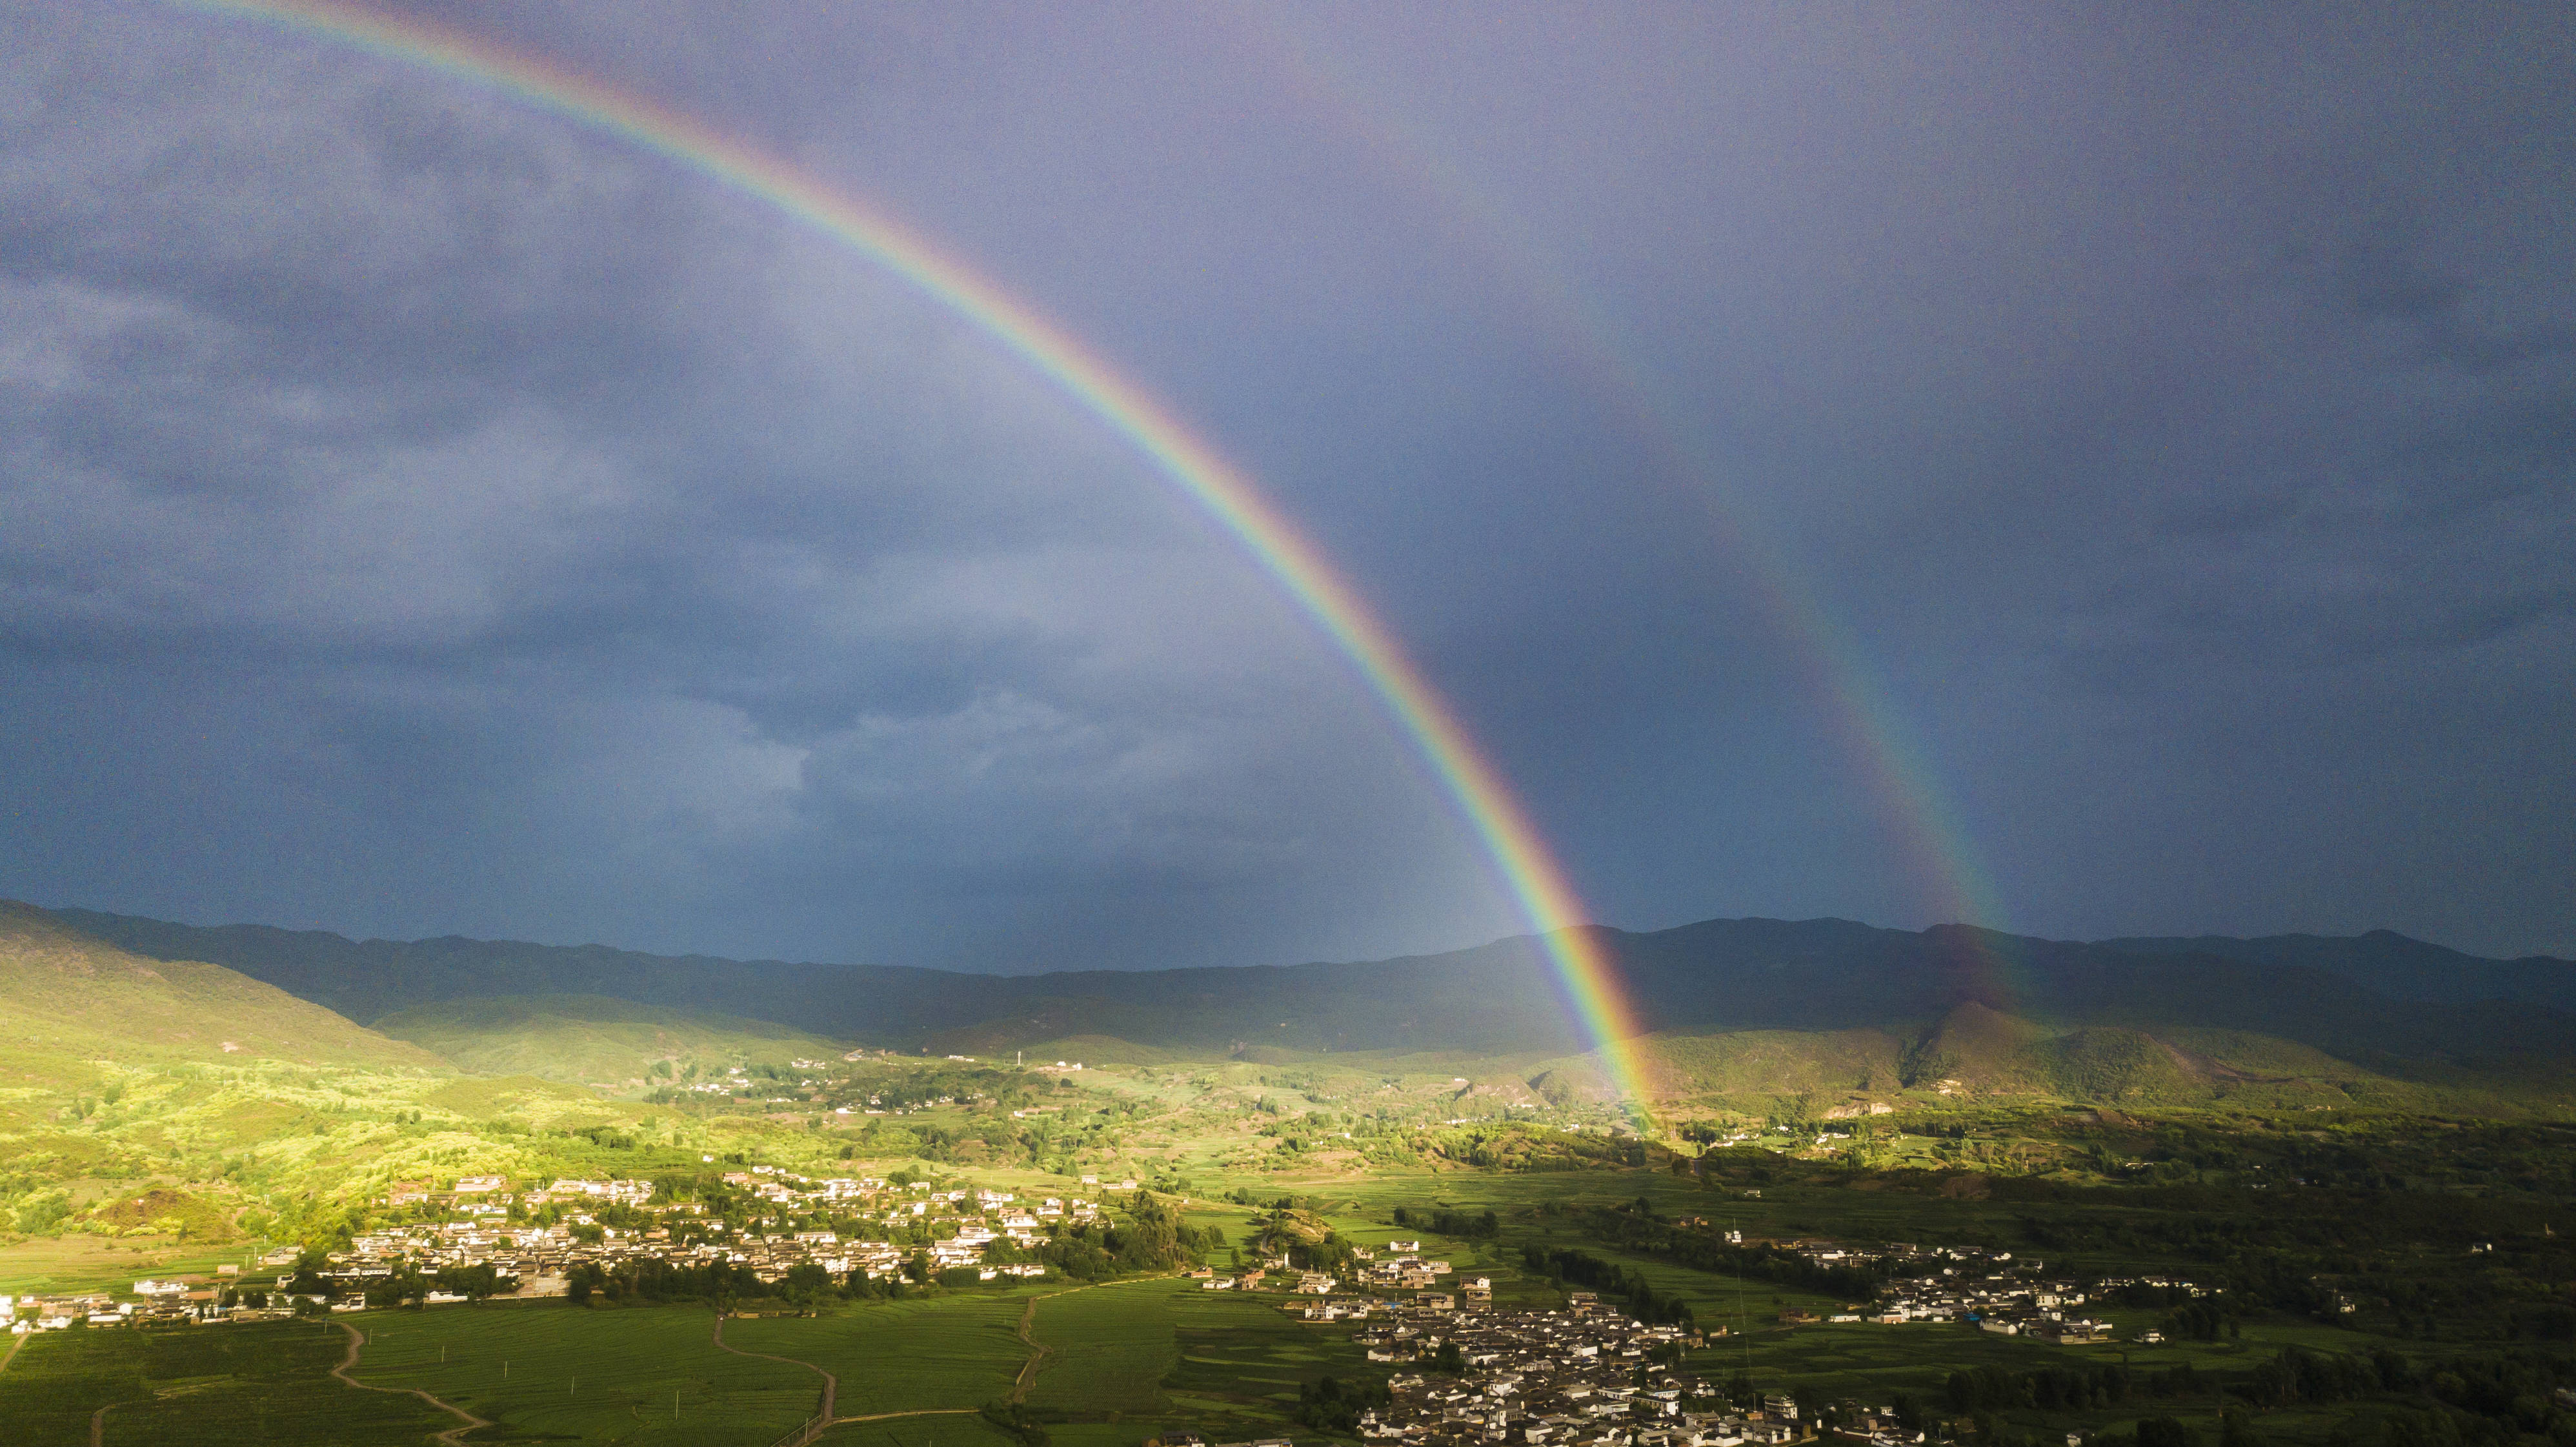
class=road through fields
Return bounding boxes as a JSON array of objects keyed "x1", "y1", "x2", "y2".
[
  {"x1": 713, "y1": 1310, "x2": 839, "y2": 1426},
  {"x1": 334, "y1": 1320, "x2": 493, "y2": 1447},
  {"x1": 1011, "y1": 1275, "x2": 1178, "y2": 1404}
]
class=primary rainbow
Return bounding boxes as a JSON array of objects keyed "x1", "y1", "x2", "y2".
[{"x1": 181, "y1": 1, "x2": 1664, "y2": 1115}]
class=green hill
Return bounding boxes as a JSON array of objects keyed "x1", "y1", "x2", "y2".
[
  {"x1": 0, "y1": 905, "x2": 477, "y2": 1246},
  {"x1": 0, "y1": 901, "x2": 443, "y2": 1072},
  {"x1": 372, "y1": 994, "x2": 850, "y2": 1088},
  {"x1": 1633, "y1": 1027, "x2": 1906, "y2": 1099},
  {"x1": 1507, "y1": 1002, "x2": 2576, "y2": 1118}
]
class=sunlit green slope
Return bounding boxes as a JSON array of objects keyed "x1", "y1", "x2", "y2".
[
  {"x1": 1512, "y1": 1003, "x2": 2575, "y2": 1117},
  {"x1": 0, "y1": 901, "x2": 444, "y2": 1071},
  {"x1": 0, "y1": 909, "x2": 669, "y2": 1246},
  {"x1": 372, "y1": 993, "x2": 850, "y2": 1088}
]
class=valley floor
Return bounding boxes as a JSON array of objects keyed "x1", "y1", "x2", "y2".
[{"x1": 6, "y1": 1157, "x2": 2569, "y2": 1447}]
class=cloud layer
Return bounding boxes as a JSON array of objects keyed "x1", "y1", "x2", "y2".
[{"x1": 1, "y1": 3, "x2": 2570, "y2": 962}]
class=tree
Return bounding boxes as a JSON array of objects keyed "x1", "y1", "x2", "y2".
[
  {"x1": 783, "y1": 1262, "x2": 834, "y2": 1307},
  {"x1": 434, "y1": 1264, "x2": 503, "y2": 1304},
  {"x1": 2137, "y1": 1419, "x2": 2200, "y2": 1447}
]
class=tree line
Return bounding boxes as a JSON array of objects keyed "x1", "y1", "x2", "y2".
[{"x1": 1520, "y1": 1245, "x2": 1695, "y2": 1326}]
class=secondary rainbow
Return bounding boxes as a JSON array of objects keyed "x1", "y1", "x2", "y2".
[
  {"x1": 1253, "y1": 22, "x2": 2012, "y2": 953},
  {"x1": 181, "y1": 0, "x2": 1664, "y2": 1113}
]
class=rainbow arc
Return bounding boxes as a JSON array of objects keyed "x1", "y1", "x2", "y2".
[{"x1": 186, "y1": 1, "x2": 1664, "y2": 1115}]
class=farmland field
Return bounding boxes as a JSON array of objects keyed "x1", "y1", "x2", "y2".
[
  {"x1": 344, "y1": 1301, "x2": 819, "y2": 1444},
  {"x1": 0, "y1": 1236, "x2": 283, "y2": 1297},
  {"x1": 0, "y1": 1320, "x2": 454, "y2": 1447},
  {"x1": 1022, "y1": 1279, "x2": 1191, "y2": 1417},
  {"x1": 726, "y1": 1287, "x2": 1038, "y2": 1419},
  {"x1": 1160, "y1": 1288, "x2": 1376, "y2": 1432},
  {"x1": 811, "y1": 1415, "x2": 1024, "y2": 1447}
]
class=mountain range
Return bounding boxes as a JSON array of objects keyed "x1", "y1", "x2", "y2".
[{"x1": 38, "y1": 903, "x2": 2576, "y2": 1069}]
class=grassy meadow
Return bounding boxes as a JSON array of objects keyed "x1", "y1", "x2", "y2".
[{"x1": 0, "y1": 1235, "x2": 281, "y2": 1297}]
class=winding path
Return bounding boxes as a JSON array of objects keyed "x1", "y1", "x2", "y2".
[
  {"x1": 1009, "y1": 1292, "x2": 1051, "y2": 1401},
  {"x1": 712, "y1": 1313, "x2": 838, "y2": 1431},
  {"x1": 1007, "y1": 1275, "x2": 1174, "y2": 1405},
  {"x1": 331, "y1": 1321, "x2": 493, "y2": 1447},
  {"x1": 665, "y1": 1276, "x2": 1185, "y2": 1436}
]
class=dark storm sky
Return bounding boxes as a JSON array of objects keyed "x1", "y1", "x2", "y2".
[{"x1": 2, "y1": 2, "x2": 2570, "y2": 969}]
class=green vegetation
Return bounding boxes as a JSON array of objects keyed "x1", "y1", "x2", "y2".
[
  {"x1": 1024, "y1": 1281, "x2": 1191, "y2": 1415},
  {"x1": 1158, "y1": 1287, "x2": 1382, "y2": 1435},
  {"x1": 0, "y1": 904, "x2": 448, "y2": 1073},
  {"x1": 728, "y1": 1290, "x2": 1034, "y2": 1417},
  {"x1": 373, "y1": 993, "x2": 851, "y2": 1089},
  {"x1": 344, "y1": 1301, "x2": 819, "y2": 1443},
  {"x1": 0, "y1": 1319, "x2": 455, "y2": 1446},
  {"x1": 7, "y1": 904, "x2": 2576, "y2": 1447}
]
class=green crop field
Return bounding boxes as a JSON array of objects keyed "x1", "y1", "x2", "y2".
[
  {"x1": 343, "y1": 1302, "x2": 820, "y2": 1444},
  {"x1": 725, "y1": 1288, "x2": 1039, "y2": 1419},
  {"x1": 1023, "y1": 1280, "x2": 1193, "y2": 1417},
  {"x1": 812, "y1": 1415, "x2": 1023, "y2": 1447},
  {"x1": 1161, "y1": 1290, "x2": 1374, "y2": 1430},
  {"x1": 0, "y1": 1321, "x2": 454, "y2": 1447}
]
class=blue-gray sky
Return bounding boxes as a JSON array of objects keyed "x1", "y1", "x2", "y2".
[{"x1": 2, "y1": 1, "x2": 2570, "y2": 969}]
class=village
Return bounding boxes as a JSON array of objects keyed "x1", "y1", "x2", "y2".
[
  {"x1": 4, "y1": 1167, "x2": 1092, "y2": 1333},
  {"x1": 1195, "y1": 1237, "x2": 1487, "y2": 1302},
  {"x1": 1310, "y1": 1294, "x2": 1816, "y2": 1447},
  {"x1": 1762, "y1": 1237, "x2": 2202, "y2": 1344},
  {"x1": 1192, "y1": 1235, "x2": 2204, "y2": 1447}
]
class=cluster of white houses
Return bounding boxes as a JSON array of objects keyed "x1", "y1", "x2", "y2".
[
  {"x1": 1755, "y1": 1239, "x2": 2197, "y2": 1343},
  {"x1": 359, "y1": 1171, "x2": 1098, "y2": 1291},
  {"x1": 1195, "y1": 1239, "x2": 1473, "y2": 1300},
  {"x1": 1334, "y1": 1297, "x2": 1822, "y2": 1447},
  {"x1": 6, "y1": 1171, "x2": 1107, "y2": 1332},
  {"x1": 5, "y1": 1283, "x2": 258, "y2": 1333}
]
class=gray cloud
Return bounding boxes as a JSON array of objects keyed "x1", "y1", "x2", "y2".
[
  {"x1": 0, "y1": 3, "x2": 1518, "y2": 970},
  {"x1": 2, "y1": 1, "x2": 2570, "y2": 962}
]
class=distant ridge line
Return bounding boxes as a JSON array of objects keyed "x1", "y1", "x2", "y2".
[{"x1": 21, "y1": 902, "x2": 2575, "y2": 1068}]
